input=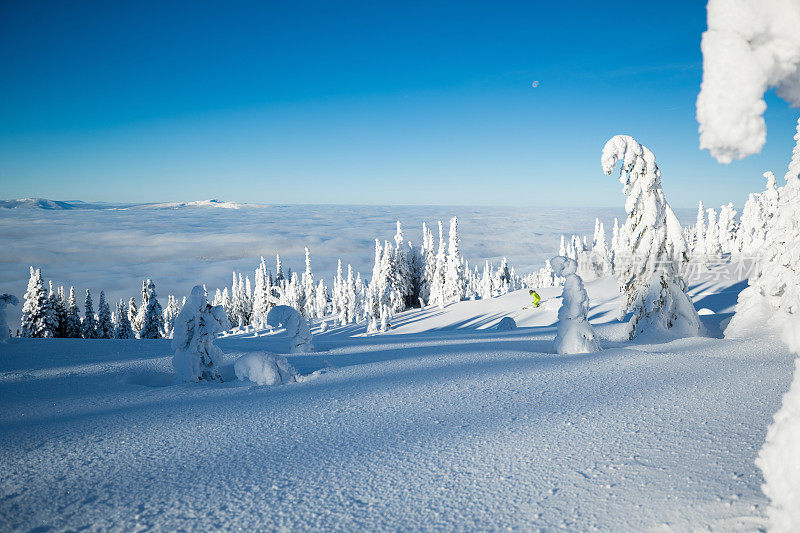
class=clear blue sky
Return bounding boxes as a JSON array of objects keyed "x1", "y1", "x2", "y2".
[{"x1": 1, "y1": 0, "x2": 798, "y2": 207}]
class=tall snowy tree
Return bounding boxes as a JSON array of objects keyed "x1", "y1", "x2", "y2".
[
  {"x1": 82, "y1": 289, "x2": 98, "y2": 339},
  {"x1": 429, "y1": 221, "x2": 447, "y2": 307},
  {"x1": 96, "y1": 291, "x2": 114, "y2": 339},
  {"x1": 301, "y1": 247, "x2": 315, "y2": 318},
  {"x1": 20, "y1": 267, "x2": 55, "y2": 338},
  {"x1": 693, "y1": 201, "x2": 706, "y2": 258},
  {"x1": 162, "y1": 294, "x2": 181, "y2": 338},
  {"x1": 0, "y1": 294, "x2": 18, "y2": 342},
  {"x1": 128, "y1": 297, "x2": 140, "y2": 338},
  {"x1": 115, "y1": 299, "x2": 134, "y2": 339},
  {"x1": 419, "y1": 222, "x2": 436, "y2": 306},
  {"x1": 443, "y1": 216, "x2": 465, "y2": 304},
  {"x1": 63, "y1": 287, "x2": 82, "y2": 338},
  {"x1": 392, "y1": 221, "x2": 413, "y2": 309},
  {"x1": 704, "y1": 208, "x2": 722, "y2": 257},
  {"x1": 138, "y1": 279, "x2": 163, "y2": 339},
  {"x1": 172, "y1": 285, "x2": 229, "y2": 382},
  {"x1": 601, "y1": 135, "x2": 701, "y2": 340}
]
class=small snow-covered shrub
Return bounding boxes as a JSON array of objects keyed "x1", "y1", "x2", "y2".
[
  {"x1": 172, "y1": 285, "x2": 230, "y2": 383},
  {"x1": 266, "y1": 305, "x2": 313, "y2": 353},
  {"x1": 0, "y1": 294, "x2": 18, "y2": 341},
  {"x1": 496, "y1": 317, "x2": 517, "y2": 331},
  {"x1": 234, "y1": 351, "x2": 298, "y2": 386},
  {"x1": 551, "y1": 256, "x2": 599, "y2": 355}
]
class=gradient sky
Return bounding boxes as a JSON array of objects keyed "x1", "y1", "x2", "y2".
[{"x1": 1, "y1": 0, "x2": 798, "y2": 207}]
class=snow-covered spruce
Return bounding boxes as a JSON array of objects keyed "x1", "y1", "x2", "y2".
[
  {"x1": 496, "y1": 316, "x2": 517, "y2": 331},
  {"x1": 266, "y1": 305, "x2": 313, "y2": 353},
  {"x1": 601, "y1": 135, "x2": 701, "y2": 340},
  {"x1": 551, "y1": 256, "x2": 599, "y2": 355},
  {"x1": 114, "y1": 299, "x2": 134, "y2": 339},
  {"x1": 82, "y1": 289, "x2": 98, "y2": 339},
  {"x1": 0, "y1": 293, "x2": 19, "y2": 341},
  {"x1": 137, "y1": 279, "x2": 163, "y2": 339},
  {"x1": 234, "y1": 351, "x2": 298, "y2": 386},
  {"x1": 96, "y1": 291, "x2": 114, "y2": 339},
  {"x1": 20, "y1": 267, "x2": 56, "y2": 338},
  {"x1": 172, "y1": 285, "x2": 229, "y2": 383},
  {"x1": 726, "y1": 119, "x2": 800, "y2": 339}
]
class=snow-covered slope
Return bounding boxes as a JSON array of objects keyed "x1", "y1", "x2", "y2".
[
  {"x1": 0, "y1": 275, "x2": 792, "y2": 531},
  {"x1": 0, "y1": 198, "x2": 87, "y2": 210}
]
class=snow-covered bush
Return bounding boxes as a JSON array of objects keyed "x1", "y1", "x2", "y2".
[
  {"x1": 496, "y1": 316, "x2": 517, "y2": 331},
  {"x1": 266, "y1": 305, "x2": 313, "y2": 353},
  {"x1": 551, "y1": 256, "x2": 599, "y2": 355},
  {"x1": 234, "y1": 351, "x2": 298, "y2": 386},
  {"x1": 0, "y1": 293, "x2": 19, "y2": 341},
  {"x1": 172, "y1": 285, "x2": 230, "y2": 383},
  {"x1": 697, "y1": 0, "x2": 800, "y2": 163},
  {"x1": 601, "y1": 135, "x2": 701, "y2": 340}
]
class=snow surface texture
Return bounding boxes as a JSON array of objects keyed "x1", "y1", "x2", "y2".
[
  {"x1": 551, "y1": 256, "x2": 599, "y2": 355},
  {"x1": 0, "y1": 294, "x2": 18, "y2": 342},
  {"x1": 266, "y1": 305, "x2": 313, "y2": 353},
  {"x1": 234, "y1": 351, "x2": 298, "y2": 386},
  {"x1": 171, "y1": 285, "x2": 229, "y2": 382},
  {"x1": 1, "y1": 205, "x2": 699, "y2": 328},
  {"x1": 697, "y1": 0, "x2": 800, "y2": 163},
  {"x1": 496, "y1": 316, "x2": 517, "y2": 331},
  {"x1": 601, "y1": 135, "x2": 701, "y2": 341},
  {"x1": 0, "y1": 273, "x2": 793, "y2": 530}
]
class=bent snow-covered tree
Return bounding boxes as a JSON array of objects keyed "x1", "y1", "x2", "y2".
[
  {"x1": 266, "y1": 305, "x2": 313, "y2": 353},
  {"x1": 551, "y1": 256, "x2": 599, "y2": 354},
  {"x1": 601, "y1": 135, "x2": 701, "y2": 340},
  {"x1": 0, "y1": 294, "x2": 18, "y2": 342},
  {"x1": 172, "y1": 285, "x2": 229, "y2": 383}
]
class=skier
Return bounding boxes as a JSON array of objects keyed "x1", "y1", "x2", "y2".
[{"x1": 529, "y1": 289, "x2": 541, "y2": 308}]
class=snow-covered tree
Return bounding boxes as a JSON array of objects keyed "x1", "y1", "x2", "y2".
[
  {"x1": 115, "y1": 299, "x2": 134, "y2": 339},
  {"x1": 419, "y1": 222, "x2": 437, "y2": 306},
  {"x1": 693, "y1": 201, "x2": 706, "y2": 258},
  {"x1": 64, "y1": 287, "x2": 81, "y2": 338},
  {"x1": 717, "y1": 202, "x2": 738, "y2": 254},
  {"x1": 443, "y1": 216, "x2": 465, "y2": 304},
  {"x1": 429, "y1": 221, "x2": 447, "y2": 308},
  {"x1": 96, "y1": 291, "x2": 114, "y2": 339},
  {"x1": 82, "y1": 289, "x2": 98, "y2": 339},
  {"x1": 266, "y1": 305, "x2": 313, "y2": 353},
  {"x1": 740, "y1": 172, "x2": 780, "y2": 256},
  {"x1": 392, "y1": 221, "x2": 413, "y2": 308},
  {"x1": 138, "y1": 279, "x2": 163, "y2": 339},
  {"x1": 252, "y1": 257, "x2": 272, "y2": 327},
  {"x1": 704, "y1": 208, "x2": 722, "y2": 257},
  {"x1": 551, "y1": 256, "x2": 599, "y2": 354},
  {"x1": 128, "y1": 297, "x2": 139, "y2": 338},
  {"x1": 314, "y1": 279, "x2": 328, "y2": 319},
  {"x1": 162, "y1": 294, "x2": 181, "y2": 338},
  {"x1": 601, "y1": 135, "x2": 701, "y2": 340},
  {"x1": 20, "y1": 267, "x2": 55, "y2": 338},
  {"x1": 172, "y1": 285, "x2": 229, "y2": 382},
  {"x1": 0, "y1": 293, "x2": 18, "y2": 342}
]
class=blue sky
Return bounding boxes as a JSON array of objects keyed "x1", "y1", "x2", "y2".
[{"x1": 1, "y1": 1, "x2": 798, "y2": 207}]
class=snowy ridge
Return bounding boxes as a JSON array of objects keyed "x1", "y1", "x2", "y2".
[{"x1": 0, "y1": 198, "x2": 257, "y2": 210}]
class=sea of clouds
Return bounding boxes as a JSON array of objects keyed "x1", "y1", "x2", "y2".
[{"x1": 0, "y1": 204, "x2": 696, "y2": 326}]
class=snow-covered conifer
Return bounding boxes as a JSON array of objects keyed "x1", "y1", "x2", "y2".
[
  {"x1": 20, "y1": 267, "x2": 55, "y2": 338},
  {"x1": 128, "y1": 297, "x2": 139, "y2": 337},
  {"x1": 419, "y1": 222, "x2": 437, "y2": 306},
  {"x1": 138, "y1": 279, "x2": 163, "y2": 339},
  {"x1": 301, "y1": 247, "x2": 315, "y2": 318},
  {"x1": 82, "y1": 289, "x2": 98, "y2": 339},
  {"x1": 172, "y1": 285, "x2": 229, "y2": 382},
  {"x1": 162, "y1": 294, "x2": 181, "y2": 338},
  {"x1": 314, "y1": 280, "x2": 328, "y2": 319},
  {"x1": 551, "y1": 256, "x2": 600, "y2": 354},
  {"x1": 96, "y1": 291, "x2": 114, "y2": 339},
  {"x1": 601, "y1": 135, "x2": 701, "y2": 340},
  {"x1": 115, "y1": 299, "x2": 134, "y2": 339},
  {"x1": 266, "y1": 305, "x2": 313, "y2": 353},
  {"x1": 63, "y1": 287, "x2": 81, "y2": 338},
  {"x1": 392, "y1": 221, "x2": 413, "y2": 309},
  {"x1": 443, "y1": 216, "x2": 465, "y2": 304}
]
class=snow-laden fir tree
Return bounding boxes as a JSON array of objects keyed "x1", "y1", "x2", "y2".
[
  {"x1": 601, "y1": 135, "x2": 701, "y2": 340},
  {"x1": 419, "y1": 222, "x2": 436, "y2": 306},
  {"x1": 739, "y1": 172, "x2": 779, "y2": 256},
  {"x1": 127, "y1": 297, "x2": 139, "y2": 338},
  {"x1": 551, "y1": 256, "x2": 600, "y2": 354},
  {"x1": 591, "y1": 219, "x2": 611, "y2": 277},
  {"x1": 693, "y1": 201, "x2": 706, "y2": 258},
  {"x1": 96, "y1": 291, "x2": 114, "y2": 339},
  {"x1": 392, "y1": 221, "x2": 413, "y2": 309},
  {"x1": 54, "y1": 285, "x2": 68, "y2": 338},
  {"x1": 137, "y1": 279, "x2": 163, "y2": 339},
  {"x1": 429, "y1": 221, "x2": 447, "y2": 308},
  {"x1": 172, "y1": 285, "x2": 229, "y2": 382},
  {"x1": 443, "y1": 217, "x2": 465, "y2": 304},
  {"x1": 20, "y1": 267, "x2": 55, "y2": 338},
  {"x1": 704, "y1": 208, "x2": 722, "y2": 257},
  {"x1": 717, "y1": 202, "x2": 738, "y2": 254},
  {"x1": 115, "y1": 298, "x2": 134, "y2": 339},
  {"x1": 63, "y1": 287, "x2": 81, "y2": 338},
  {"x1": 301, "y1": 247, "x2": 315, "y2": 318},
  {"x1": 726, "y1": 118, "x2": 800, "y2": 339},
  {"x1": 82, "y1": 289, "x2": 98, "y2": 339},
  {"x1": 48, "y1": 282, "x2": 64, "y2": 337},
  {"x1": 252, "y1": 258, "x2": 270, "y2": 327},
  {"x1": 314, "y1": 279, "x2": 328, "y2": 319},
  {"x1": 162, "y1": 294, "x2": 181, "y2": 338},
  {"x1": 0, "y1": 293, "x2": 18, "y2": 341}
]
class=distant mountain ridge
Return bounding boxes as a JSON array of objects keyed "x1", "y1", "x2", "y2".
[{"x1": 0, "y1": 198, "x2": 254, "y2": 210}]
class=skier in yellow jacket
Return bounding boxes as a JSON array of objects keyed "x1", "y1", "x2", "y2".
[{"x1": 529, "y1": 289, "x2": 541, "y2": 308}]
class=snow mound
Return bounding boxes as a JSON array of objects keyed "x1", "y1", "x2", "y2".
[
  {"x1": 266, "y1": 305, "x2": 313, "y2": 353},
  {"x1": 496, "y1": 317, "x2": 517, "y2": 331},
  {"x1": 234, "y1": 351, "x2": 298, "y2": 386},
  {"x1": 552, "y1": 256, "x2": 600, "y2": 355}
]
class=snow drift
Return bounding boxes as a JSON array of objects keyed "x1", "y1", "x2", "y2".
[{"x1": 234, "y1": 351, "x2": 299, "y2": 386}]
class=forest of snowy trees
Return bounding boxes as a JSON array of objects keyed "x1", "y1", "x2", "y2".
[{"x1": 10, "y1": 162, "x2": 790, "y2": 342}]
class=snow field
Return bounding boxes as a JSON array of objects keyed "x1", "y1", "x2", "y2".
[{"x1": 0, "y1": 276, "x2": 794, "y2": 531}]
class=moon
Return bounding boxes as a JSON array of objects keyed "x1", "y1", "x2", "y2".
[{"x1": 531, "y1": 80, "x2": 540, "y2": 88}]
